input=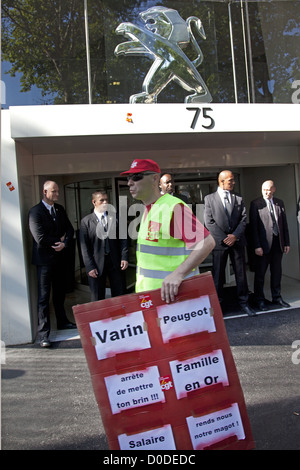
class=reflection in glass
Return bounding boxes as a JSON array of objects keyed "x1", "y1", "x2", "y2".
[{"x1": 1, "y1": 1, "x2": 299, "y2": 106}]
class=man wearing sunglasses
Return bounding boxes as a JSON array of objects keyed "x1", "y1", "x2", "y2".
[{"x1": 121, "y1": 159, "x2": 215, "y2": 303}]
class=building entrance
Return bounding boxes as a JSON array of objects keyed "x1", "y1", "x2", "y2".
[
  {"x1": 64, "y1": 171, "x2": 242, "y2": 296},
  {"x1": 46, "y1": 163, "x2": 299, "y2": 340}
]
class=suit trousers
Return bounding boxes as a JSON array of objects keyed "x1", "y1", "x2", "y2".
[
  {"x1": 88, "y1": 253, "x2": 126, "y2": 302},
  {"x1": 254, "y1": 234, "x2": 283, "y2": 302},
  {"x1": 212, "y1": 245, "x2": 249, "y2": 306},
  {"x1": 37, "y1": 262, "x2": 70, "y2": 339}
]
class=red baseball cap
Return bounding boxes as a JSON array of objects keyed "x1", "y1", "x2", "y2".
[{"x1": 120, "y1": 159, "x2": 161, "y2": 175}]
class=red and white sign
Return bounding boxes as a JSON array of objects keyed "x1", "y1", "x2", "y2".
[
  {"x1": 156, "y1": 294, "x2": 215, "y2": 343},
  {"x1": 186, "y1": 403, "x2": 245, "y2": 450},
  {"x1": 104, "y1": 366, "x2": 165, "y2": 414},
  {"x1": 169, "y1": 349, "x2": 229, "y2": 399},
  {"x1": 118, "y1": 424, "x2": 176, "y2": 450},
  {"x1": 73, "y1": 273, "x2": 254, "y2": 451},
  {"x1": 89, "y1": 310, "x2": 151, "y2": 360}
]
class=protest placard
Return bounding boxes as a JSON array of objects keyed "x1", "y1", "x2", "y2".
[{"x1": 73, "y1": 272, "x2": 254, "y2": 450}]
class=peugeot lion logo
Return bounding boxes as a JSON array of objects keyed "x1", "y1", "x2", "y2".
[{"x1": 114, "y1": 6, "x2": 212, "y2": 104}]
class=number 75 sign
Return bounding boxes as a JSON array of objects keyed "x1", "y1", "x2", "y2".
[{"x1": 187, "y1": 107, "x2": 215, "y2": 130}]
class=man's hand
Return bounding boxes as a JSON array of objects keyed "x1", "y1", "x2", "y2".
[
  {"x1": 223, "y1": 234, "x2": 237, "y2": 246},
  {"x1": 121, "y1": 260, "x2": 129, "y2": 270},
  {"x1": 51, "y1": 241, "x2": 65, "y2": 252},
  {"x1": 255, "y1": 247, "x2": 263, "y2": 256},
  {"x1": 88, "y1": 269, "x2": 98, "y2": 278},
  {"x1": 161, "y1": 272, "x2": 184, "y2": 304}
]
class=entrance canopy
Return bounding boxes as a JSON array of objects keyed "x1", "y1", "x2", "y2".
[{"x1": 9, "y1": 103, "x2": 300, "y2": 174}]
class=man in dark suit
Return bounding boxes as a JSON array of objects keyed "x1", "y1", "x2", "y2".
[
  {"x1": 160, "y1": 173, "x2": 189, "y2": 203},
  {"x1": 29, "y1": 181, "x2": 76, "y2": 348},
  {"x1": 249, "y1": 180, "x2": 290, "y2": 310},
  {"x1": 204, "y1": 170, "x2": 255, "y2": 316},
  {"x1": 80, "y1": 190, "x2": 128, "y2": 302}
]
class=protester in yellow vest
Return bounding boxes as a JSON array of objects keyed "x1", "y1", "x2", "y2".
[{"x1": 120, "y1": 159, "x2": 215, "y2": 303}]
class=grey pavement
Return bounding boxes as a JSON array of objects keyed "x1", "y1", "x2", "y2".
[
  {"x1": 1, "y1": 307, "x2": 300, "y2": 451},
  {"x1": 225, "y1": 307, "x2": 300, "y2": 450}
]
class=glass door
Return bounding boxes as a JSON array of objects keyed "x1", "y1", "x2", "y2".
[
  {"x1": 174, "y1": 176, "x2": 236, "y2": 284},
  {"x1": 64, "y1": 178, "x2": 113, "y2": 286},
  {"x1": 174, "y1": 178, "x2": 216, "y2": 273}
]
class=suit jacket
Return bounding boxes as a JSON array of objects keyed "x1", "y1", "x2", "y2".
[
  {"x1": 204, "y1": 191, "x2": 247, "y2": 250},
  {"x1": 29, "y1": 201, "x2": 74, "y2": 265},
  {"x1": 249, "y1": 196, "x2": 290, "y2": 253},
  {"x1": 80, "y1": 212, "x2": 128, "y2": 276}
]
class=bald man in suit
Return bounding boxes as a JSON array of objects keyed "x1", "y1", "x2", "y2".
[
  {"x1": 29, "y1": 181, "x2": 76, "y2": 347},
  {"x1": 204, "y1": 170, "x2": 255, "y2": 316},
  {"x1": 249, "y1": 180, "x2": 290, "y2": 310},
  {"x1": 160, "y1": 173, "x2": 189, "y2": 203}
]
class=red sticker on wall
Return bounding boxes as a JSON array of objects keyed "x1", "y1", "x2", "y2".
[
  {"x1": 126, "y1": 112, "x2": 133, "y2": 123},
  {"x1": 6, "y1": 181, "x2": 15, "y2": 191}
]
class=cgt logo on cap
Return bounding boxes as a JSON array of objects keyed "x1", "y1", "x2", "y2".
[{"x1": 131, "y1": 160, "x2": 138, "y2": 168}]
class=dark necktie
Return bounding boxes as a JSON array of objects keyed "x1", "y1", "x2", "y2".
[
  {"x1": 224, "y1": 191, "x2": 232, "y2": 220},
  {"x1": 50, "y1": 206, "x2": 56, "y2": 222},
  {"x1": 268, "y1": 200, "x2": 279, "y2": 236},
  {"x1": 101, "y1": 214, "x2": 110, "y2": 254}
]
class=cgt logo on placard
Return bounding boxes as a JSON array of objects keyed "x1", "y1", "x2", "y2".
[
  {"x1": 160, "y1": 376, "x2": 173, "y2": 391},
  {"x1": 139, "y1": 294, "x2": 153, "y2": 310}
]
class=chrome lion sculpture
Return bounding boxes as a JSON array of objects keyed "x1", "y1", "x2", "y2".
[{"x1": 114, "y1": 6, "x2": 212, "y2": 103}]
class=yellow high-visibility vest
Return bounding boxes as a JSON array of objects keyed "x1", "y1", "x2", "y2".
[{"x1": 136, "y1": 193, "x2": 199, "y2": 292}]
